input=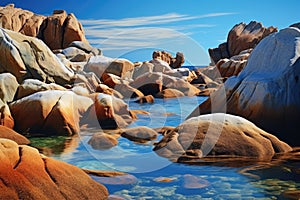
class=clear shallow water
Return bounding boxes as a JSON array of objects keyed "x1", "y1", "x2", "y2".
[{"x1": 29, "y1": 96, "x2": 300, "y2": 199}]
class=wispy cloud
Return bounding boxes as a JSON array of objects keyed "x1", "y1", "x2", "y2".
[{"x1": 80, "y1": 12, "x2": 235, "y2": 59}]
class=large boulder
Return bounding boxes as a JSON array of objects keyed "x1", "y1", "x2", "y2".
[
  {"x1": 150, "y1": 58, "x2": 173, "y2": 72},
  {"x1": 0, "y1": 28, "x2": 74, "y2": 85},
  {"x1": 16, "y1": 79, "x2": 67, "y2": 100},
  {"x1": 132, "y1": 62, "x2": 153, "y2": 80},
  {"x1": 215, "y1": 49, "x2": 251, "y2": 78},
  {"x1": 227, "y1": 21, "x2": 277, "y2": 57},
  {"x1": 85, "y1": 55, "x2": 134, "y2": 79},
  {"x1": 86, "y1": 93, "x2": 130, "y2": 129},
  {"x1": 189, "y1": 27, "x2": 300, "y2": 146},
  {"x1": 0, "y1": 125, "x2": 29, "y2": 145},
  {"x1": 39, "y1": 10, "x2": 67, "y2": 50},
  {"x1": 62, "y1": 13, "x2": 88, "y2": 49},
  {"x1": 10, "y1": 90, "x2": 93, "y2": 136},
  {"x1": 0, "y1": 73, "x2": 19, "y2": 103},
  {"x1": 114, "y1": 83, "x2": 144, "y2": 99},
  {"x1": 0, "y1": 138, "x2": 109, "y2": 199},
  {"x1": 73, "y1": 71, "x2": 102, "y2": 93},
  {"x1": 130, "y1": 72, "x2": 200, "y2": 96},
  {"x1": 154, "y1": 114, "x2": 292, "y2": 162},
  {"x1": 0, "y1": 4, "x2": 87, "y2": 50},
  {"x1": 209, "y1": 21, "x2": 277, "y2": 64}
]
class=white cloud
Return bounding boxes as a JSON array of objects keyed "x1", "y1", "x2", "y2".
[{"x1": 80, "y1": 12, "x2": 235, "y2": 63}]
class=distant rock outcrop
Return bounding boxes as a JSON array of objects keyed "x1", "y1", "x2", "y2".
[
  {"x1": 189, "y1": 27, "x2": 300, "y2": 146},
  {"x1": 209, "y1": 21, "x2": 277, "y2": 64},
  {"x1": 152, "y1": 50, "x2": 185, "y2": 69},
  {"x1": 0, "y1": 4, "x2": 87, "y2": 50},
  {"x1": 0, "y1": 138, "x2": 109, "y2": 200},
  {"x1": 130, "y1": 72, "x2": 200, "y2": 96}
]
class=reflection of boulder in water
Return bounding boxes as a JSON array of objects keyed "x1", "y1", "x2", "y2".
[
  {"x1": 29, "y1": 134, "x2": 79, "y2": 156},
  {"x1": 239, "y1": 147, "x2": 300, "y2": 181},
  {"x1": 237, "y1": 148, "x2": 300, "y2": 199}
]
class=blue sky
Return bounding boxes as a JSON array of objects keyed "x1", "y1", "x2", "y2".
[{"x1": 2, "y1": 0, "x2": 300, "y2": 65}]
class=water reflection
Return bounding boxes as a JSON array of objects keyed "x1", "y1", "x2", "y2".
[{"x1": 29, "y1": 134, "x2": 80, "y2": 156}]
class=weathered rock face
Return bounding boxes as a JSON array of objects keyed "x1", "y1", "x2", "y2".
[
  {"x1": 154, "y1": 114, "x2": 292, "y2": 162},
  {"x1": 0, "y1": 73, "x2": 17, "y2": 128},
  {"x1": 0, "y1": 73, "x2": 19, "y2": 103},
  {"x1": 132, "y1": 62, "x2": 153, "y2": 80},
  {"x1": 73, "y1": 71, "x2": 102, "y2": 93},
  {"x1": 87, "y1": 93, "x2": 129, "y2": 129},
  {"x1": 0, "y1": 28, "x2": 74, "y2": 85},
  {"x1": 227, "y1": 21, "x2": 277, "y2": 57},
  {"x1": 189, "y1": 27, "x2": 300, "y2": 146},
  {"x1": 152, "y1": 50, "x2": 185, "y2": 68},
  {"x1": 150, "y1": 58, "x2": 173, "y2": 72},
  {"x1": 10, "y1": 90, "x2": 93, "y2": 136},
  {"x1": 0, "y1": 125, "x2": 29, "y2": 145},
  {"x1": 114, "y1": 83, "x2": 144, "y2": 99},
  {"x1": 209, "y1": 21, "x2": 277, "y2": 64},
  {"x1": 40, "y1": 10, "x2": 68, "y2": 50},
  {"x1": 62, "y1": 13, "x2": 87, "y2": 49},
  {"x1": 0, "y1": 4, "x2": 36, "y2": 33},
  {"x1": 0, "y1": 138, "x2": 109, "y2": 200},
  {"x1": 0, "y1": 4, "x2": 88, "y2": 50},
  {"x1": 16, "y1": 79, "x2": 67, "y2": 100},
  {"x1": 216, "y1": 49, "x2": 252, "y2": 78}
]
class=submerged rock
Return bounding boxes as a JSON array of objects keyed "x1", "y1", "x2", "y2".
[
  {"x1": 189, "y1": 27, "x2": 300, "y2": 146},
  {"x1": 121, "y1": 126, "x2": 158, "y2": 143},
  {"x1": 0, "y1": 138, "x2": 109, "y2": 200},
  {"x1": 183, "y1": 174, "x2": 210, "y2": 189},
  {"x1": 88, "y1": 133, "x2": 118, "y2": 150},
  {"x1": 154, "y1": 113, "x2": 292, "y2": 163}
]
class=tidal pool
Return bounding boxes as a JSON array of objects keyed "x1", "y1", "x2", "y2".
[{"x1": 30, "y1": 96, "x2": 300, "y2": 199}]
